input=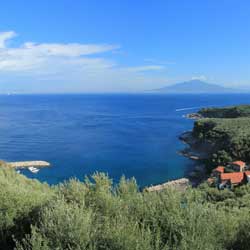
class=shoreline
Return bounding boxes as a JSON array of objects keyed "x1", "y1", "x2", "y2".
[
  {"x1": 179, "y1": 113, "x2": 210, "y2": 186},
  {"x1": 145, "y1": 112, "x2": 208, "y2": 191},
  {"x1": 145, "y1": 178, "x2": 190, "y2": 192}
]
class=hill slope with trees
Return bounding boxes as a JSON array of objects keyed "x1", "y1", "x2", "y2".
[
  {"x1": 1, "y1": 163, "x2": 250, "y2": 250},
  {"x1": 192, "y1": 105, "x2": 250, "y2": 166}
]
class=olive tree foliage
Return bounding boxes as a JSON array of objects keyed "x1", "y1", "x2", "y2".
[
  {"x1": 0, "y1": 165, "x2": 246, "y2": 250},
  {"x1": 0, "y1": 166, "x2": 53, "y2": 250}
]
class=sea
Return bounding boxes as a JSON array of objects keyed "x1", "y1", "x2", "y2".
[{"x1": 0, "y1": 93, "x2": 249, "y2": 187}]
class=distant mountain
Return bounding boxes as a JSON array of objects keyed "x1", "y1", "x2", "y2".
[{"x1": 150, "y1": 80, "x2": 243, "y2": 94}]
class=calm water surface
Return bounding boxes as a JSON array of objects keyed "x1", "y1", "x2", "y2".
[{"x1": 0, "y1": 94, "x2": 249, "y2": 187}]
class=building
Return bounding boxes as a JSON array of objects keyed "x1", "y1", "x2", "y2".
[
  {"x1": 231, "y1": 161, "x2": 246, "y2": 172},
  {"x1": 209, "y1": 161, "x2": 250, "y2": 189},
  {"x1": 212, "y1": 166, "x2": 225, "y2": 177},
  {"x1": 219, "y1": 172, "x2": 245, "y2": 189}
]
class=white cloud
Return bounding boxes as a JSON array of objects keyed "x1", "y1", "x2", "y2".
[
  {"x1": 191, "y1": 75, "x2": 207, "y2": 81},
  {"x1": 0, "y1": 31, "x2": 16, "y2": 48},
  {"x1": 0, "y1": 31, "x2": 168, "y2": 92},
  {"x1": 0, "y1": 40, "x2": 118, "y2": 72},
  {"x1": 22, "y1": 42, "x2": 119, "y2": 57},
  {"x1": 124, "y1": 65, "x2": 165, "y2": 72}
]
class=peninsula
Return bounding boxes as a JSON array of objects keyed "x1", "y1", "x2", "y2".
[
  {"x1": 184, "y1": 105, "x2": 250, "y2": 167},
  {"x1": 7, "y1": 161, "x2": 50, "y2": 168},
  {"x1": 180, "y1": 104, "x2": 250, "y2": 187}
]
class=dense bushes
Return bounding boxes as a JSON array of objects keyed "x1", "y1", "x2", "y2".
[
  {"x1": 0, "y1": 167, "x2": 250, "y2": 250},
  {"x1": 193, "y1": 117, "x2": 250, "y2": 165},
  {"x1": 199, "y1": 105, "x2": 250, "y2": 118},
  {"x1": 187, "y1": 105, "x2": 250, "y2": 167},
  {"x1": 0, "y1": 165, "x2": 53, "y2": 249}
]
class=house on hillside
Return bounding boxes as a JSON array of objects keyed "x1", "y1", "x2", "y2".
[
  {"x1": 212, "y1": 166, "x2": 225, "y2": 177},
  {"x1": 219, "y1": 172, "x2": 244, "y2": 189},
  {"x1": 208, "y1": 161, "x2": 250, "y2": 189},
  {"x1": 230, "y1": 161, "x2": 246, "y2": 172}
]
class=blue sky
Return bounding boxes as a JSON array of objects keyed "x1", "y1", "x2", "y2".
[{"x1": 0, "y1": 0, "x2": 249, "y2": 93}]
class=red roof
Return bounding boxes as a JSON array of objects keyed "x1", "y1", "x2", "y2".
[
  {"x1": 232, "y1": 161, "x2": 246, "y2": 167},
  {"x1": 213, "y1": 166, "x2": 225, "y2": 173},
  {"x1": 220, "y1": 172, "x2": 244, "y2": 184}
]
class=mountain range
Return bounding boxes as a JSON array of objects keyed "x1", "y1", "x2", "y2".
[{"x1": 150, "y1": 80, "x2": 244, "y2": 94}]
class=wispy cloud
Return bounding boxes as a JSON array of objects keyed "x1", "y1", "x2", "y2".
[
  {"x1": 124, "y1": 65, "x2": 165, "y2": 72},
  {"x1": 191, "y1": 75, "x2": 207, "y2": 81},
  {"x1": 0, "y1": 31, "x2": 16, "y2": 48},
  {"x1": 0, "y1": 36, "x2": 119, "y2": 72},
  {"x1": 144, "y1": 58, "x2": 176, "y2": 65},
  {"x1": 0, "y1": 31, "x2": 168, "y2": 92}
]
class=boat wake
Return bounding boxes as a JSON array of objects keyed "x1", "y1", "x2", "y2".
[{"x1": 176, "y1": 106, "x2": 202, "y2": 112}]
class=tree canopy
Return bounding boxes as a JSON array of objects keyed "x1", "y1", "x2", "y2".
[
  {"x1": 193, "y1": 105, "x2": 250, "y2": 166},
  {"x1": 0, "y1": 166, "x2": 250, "y2": 250}
]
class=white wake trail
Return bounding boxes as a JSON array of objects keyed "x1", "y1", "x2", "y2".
[{"x1": 175, "y1": 106, "x2": 203, "y2": 112}]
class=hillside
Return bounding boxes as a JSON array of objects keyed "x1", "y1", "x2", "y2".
[
  {"x1": 1, "y1": 164, "x2": 250, "y2": 250},
  {"x1": 199, "y1": 105, "x2": 250, "y2": 118},
  {"x1": 151, "y1": 80, "x2": 242, "y2": 94},
  {"x1": 190, "y1": 105, "x2": 250, "y2": 167}
]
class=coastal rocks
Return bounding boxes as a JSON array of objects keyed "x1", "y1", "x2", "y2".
[
  {"x1": 185, "y1": 113, "x2": 203, "y2": 120},
  {"x1": 145, "y1": 178, "x2": 190, "y2": 192},
  {"x1": 7, "y1": 161, "x2": 51, "y2": 168},
  {"x1": 179, "y1": 150, "x2": 200, "y2": 160},
  {"x1": 179, "y1": 131, "x2": 195, "y2": 145},
  {"x1": 178, "y1": 125, "x2": 210, "y2": 186},
  {"x1": 179, "y1": 146, "x2": 208, "y2": 161},
  {"x1": 179, "y1": 131, "x2": 208, "y2": 160},
  {"x1": 179, "y1": 132, "x2": 200, "y2": 160}
]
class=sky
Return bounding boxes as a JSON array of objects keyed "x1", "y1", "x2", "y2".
[{"x1": 0, "y1": 0, "x2": 249, "y2": 93}]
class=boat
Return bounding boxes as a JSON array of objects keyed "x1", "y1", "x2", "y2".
[{"x1": 28, "y1": 166, "x2": 40, "y2": 173}]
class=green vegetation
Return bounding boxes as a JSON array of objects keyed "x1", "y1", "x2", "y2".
[
  {"x1": 192, "y1": 105, "x2": 250, "y2": 166},
  {"x1": 1, "y1": 165, "x2": 250, "y2": 250},
  {"x1": 199, "y1": 105, "x2": 250, "y2": 118}
]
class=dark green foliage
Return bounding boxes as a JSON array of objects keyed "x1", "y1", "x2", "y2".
[
  {"x1": 191, "y1": 105, "x2": 250, "y2": 165},
  {"x1": 231, "y1": 218, "x2": 250, "y2": 250},
  {"x1": 0, "y1": 167, "x2": 245, "y2": 250},
  {"x1": 193, "y1": 117, "x2": 250, "y2": 165},
  {"x1": 199, "y1": 105, "x2": 250, "y2": 118},
  {"x1": 0, "y1": 165, "x2": 53, "y2": 249}
]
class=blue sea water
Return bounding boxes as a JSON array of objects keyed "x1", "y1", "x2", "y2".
[{"x1": 0, "y1": 94, "x2": 249, "y2": 187}]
